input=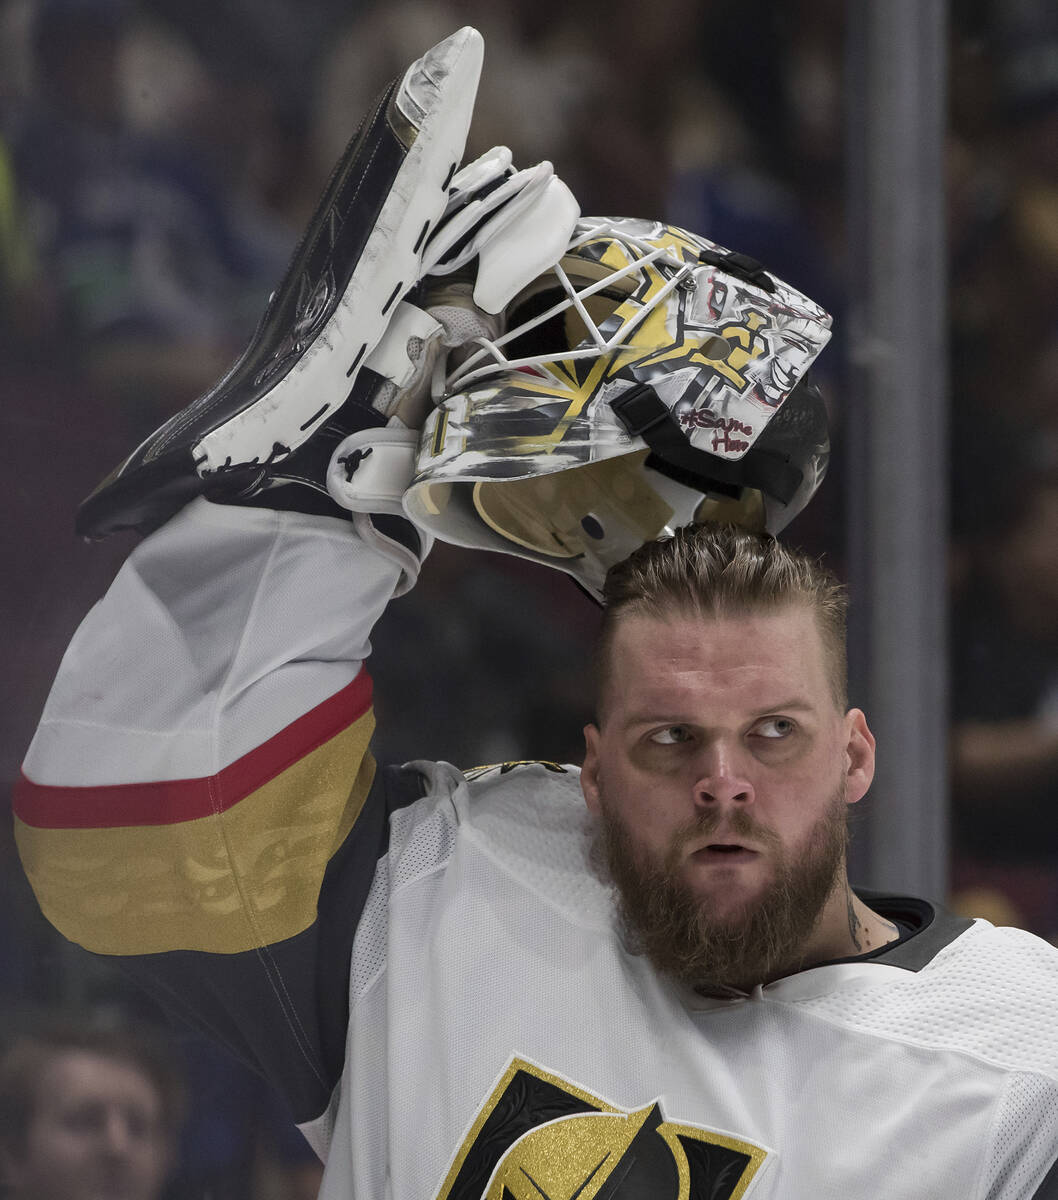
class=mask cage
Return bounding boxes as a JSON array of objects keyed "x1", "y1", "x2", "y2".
[{"x1": 431, "y1": 220, "x2": 698, "y2": 402}]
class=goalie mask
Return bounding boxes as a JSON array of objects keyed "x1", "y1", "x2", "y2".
[{"x1": 402, "y1": 217, "x2": 832, "y2": 599}]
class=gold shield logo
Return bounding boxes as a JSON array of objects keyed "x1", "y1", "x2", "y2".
[{"x1": 436, "y1": 1058, "x2": 770, "y2": 1200}]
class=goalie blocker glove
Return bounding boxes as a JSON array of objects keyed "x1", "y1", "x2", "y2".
[{"x1": 74, "y1": 27, "x2": 501, "y2": 589}]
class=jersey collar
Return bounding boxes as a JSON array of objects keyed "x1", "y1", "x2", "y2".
[{"x1": 680, "y1": 892, "x2": 976, "y2": 1010}]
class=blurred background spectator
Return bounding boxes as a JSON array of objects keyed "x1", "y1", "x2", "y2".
[
  {"x1": 944, "y1": 0, "x2": 1058, "y2": 941},
  {"x1": 0, "y1": 1020, "x2": 184, "y2": 1200},
  {"x1": 948, "y1": 421, "x2": 1058, "y2": 940},
  {"x1": 0, "y1": 1007, "x2": 323, "y2": 1200},
  {"x1": 5, "y1": 0, "x2": 1058, "y2": 1194},
  {"x1": 6, "y1": 0, "x2": 289, "y2": 405}
]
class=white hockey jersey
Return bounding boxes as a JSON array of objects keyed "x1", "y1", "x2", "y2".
[{"x1": 16, "y1": 500, "x2": 1058, "y2": 1198}]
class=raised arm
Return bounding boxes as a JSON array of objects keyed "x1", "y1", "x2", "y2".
[
  {"x1": 16, "y1": 498, "x2": 414, "y2": 1135},
  {"x1": 12, "y1": 25, "x2": 562, "y2": 1143}
]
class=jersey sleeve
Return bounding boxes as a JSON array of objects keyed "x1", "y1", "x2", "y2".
[
  {"x1": 14, "y1": 498, "x2": 422, "y2": 1134},
  {"x1": 979, "y1": 1071, "x2": 1058, "y2": 1200}
]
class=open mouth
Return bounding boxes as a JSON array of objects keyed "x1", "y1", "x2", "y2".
[{"x1": 693, "y1": 844, "x2": 759, "y2": 863}]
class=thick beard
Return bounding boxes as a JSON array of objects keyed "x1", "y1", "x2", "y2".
[{"x1": 592, "y1": 781, "x2": 850, "y2": 995}]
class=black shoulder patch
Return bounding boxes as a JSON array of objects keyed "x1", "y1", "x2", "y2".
[
  {"x1": 851, "y1": 890, "x2": 975, "y2": 971},
  {"x1": 383, "y1": 763, "x2": 430, "y2": 813}
]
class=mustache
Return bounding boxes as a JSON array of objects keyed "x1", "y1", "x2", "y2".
[{"x1": 668, "y1": 807, "x2": 781, "y2": 855}]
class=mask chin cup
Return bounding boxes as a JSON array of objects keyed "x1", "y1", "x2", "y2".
[
  {"x1": 404, "y1": 450, "x2": 766, "y2": 597},
  {"x1": 470, "y1": 451, "x2": 674, "y2": 559}
]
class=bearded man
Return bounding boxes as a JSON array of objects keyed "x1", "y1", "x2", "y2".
[
  {"x1": 583, "y1": 528, "x2": 894, "y2": 999},
  {"x1": 15, "y1": 25, "x2": 1058, "y2": 1200}
]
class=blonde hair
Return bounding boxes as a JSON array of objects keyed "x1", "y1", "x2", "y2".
[{"x1": 597, "y1": 524, "x2": 848, "y2": 715}]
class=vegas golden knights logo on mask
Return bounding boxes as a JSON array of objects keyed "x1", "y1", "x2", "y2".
[{"x1": 435, "y1": 1057, "x2": 770, "y2": 1199}]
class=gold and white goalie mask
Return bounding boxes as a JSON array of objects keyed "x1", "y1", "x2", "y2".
[{"x1": 403, "y1": 216, "x2": 833, "y2": 600}]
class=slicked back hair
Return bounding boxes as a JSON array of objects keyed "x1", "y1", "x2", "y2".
[{"x1": 595, "y1": 524, "x2": 849, "y2": 719}]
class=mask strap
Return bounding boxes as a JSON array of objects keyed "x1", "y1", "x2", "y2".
[{"x1": 609, "y1": 384, "x2": 803, "y2": 505}]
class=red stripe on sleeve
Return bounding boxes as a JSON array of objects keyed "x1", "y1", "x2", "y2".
[{"x1": 14, "y1": 670, "x2": 373, "y2": 830}]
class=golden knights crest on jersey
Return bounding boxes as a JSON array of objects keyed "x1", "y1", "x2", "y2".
[{"x1": 435, "y1": 1057, "x2": 770, "y2": 1199}]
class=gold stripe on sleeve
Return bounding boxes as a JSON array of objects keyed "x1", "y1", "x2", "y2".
[{"x1": 16, "y1": 711, "x2": 376, "y2": 956}]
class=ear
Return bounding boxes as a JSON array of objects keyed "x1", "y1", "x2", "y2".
[
  {"x1": 581, "y1": 724, "x2": 602, "y2": 815},
  {"x1": 843, "y1": 708, "x2": 876, "y2": 805}
]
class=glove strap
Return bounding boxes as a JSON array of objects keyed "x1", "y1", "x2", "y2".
[{"x1": 326, "y1": 426, "x2": 420, "y2": 516}]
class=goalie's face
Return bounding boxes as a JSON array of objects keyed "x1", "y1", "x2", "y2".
[{"x1": 580, "y1": 605, "x2": 875, "y2": 988}]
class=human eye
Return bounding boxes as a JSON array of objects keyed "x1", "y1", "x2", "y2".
[
  {"x1": 63, "y1": 1104, "x2": 104, "y2": 1135},
  {"x1": 649, "y1": 725, "x2": 693, "y2": 746},
  {"x1": 752, "y1": 716, "x2": 797, "y2": 740}
]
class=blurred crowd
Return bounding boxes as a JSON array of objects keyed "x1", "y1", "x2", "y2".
[
  {"x1": 2, "y1": 0, "x2": 1058, "y2": 1194},
  {"x1": 945, "y1": 1, "x2": 1058, "y2": 942}
]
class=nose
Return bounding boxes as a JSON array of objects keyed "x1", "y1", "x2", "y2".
[
  {"x1": 101, "y1": 1110, "x2": 134, "y2": 1158},
  {"x1": 692, "y1": 741, "x2": 754, "y2": 808}
]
